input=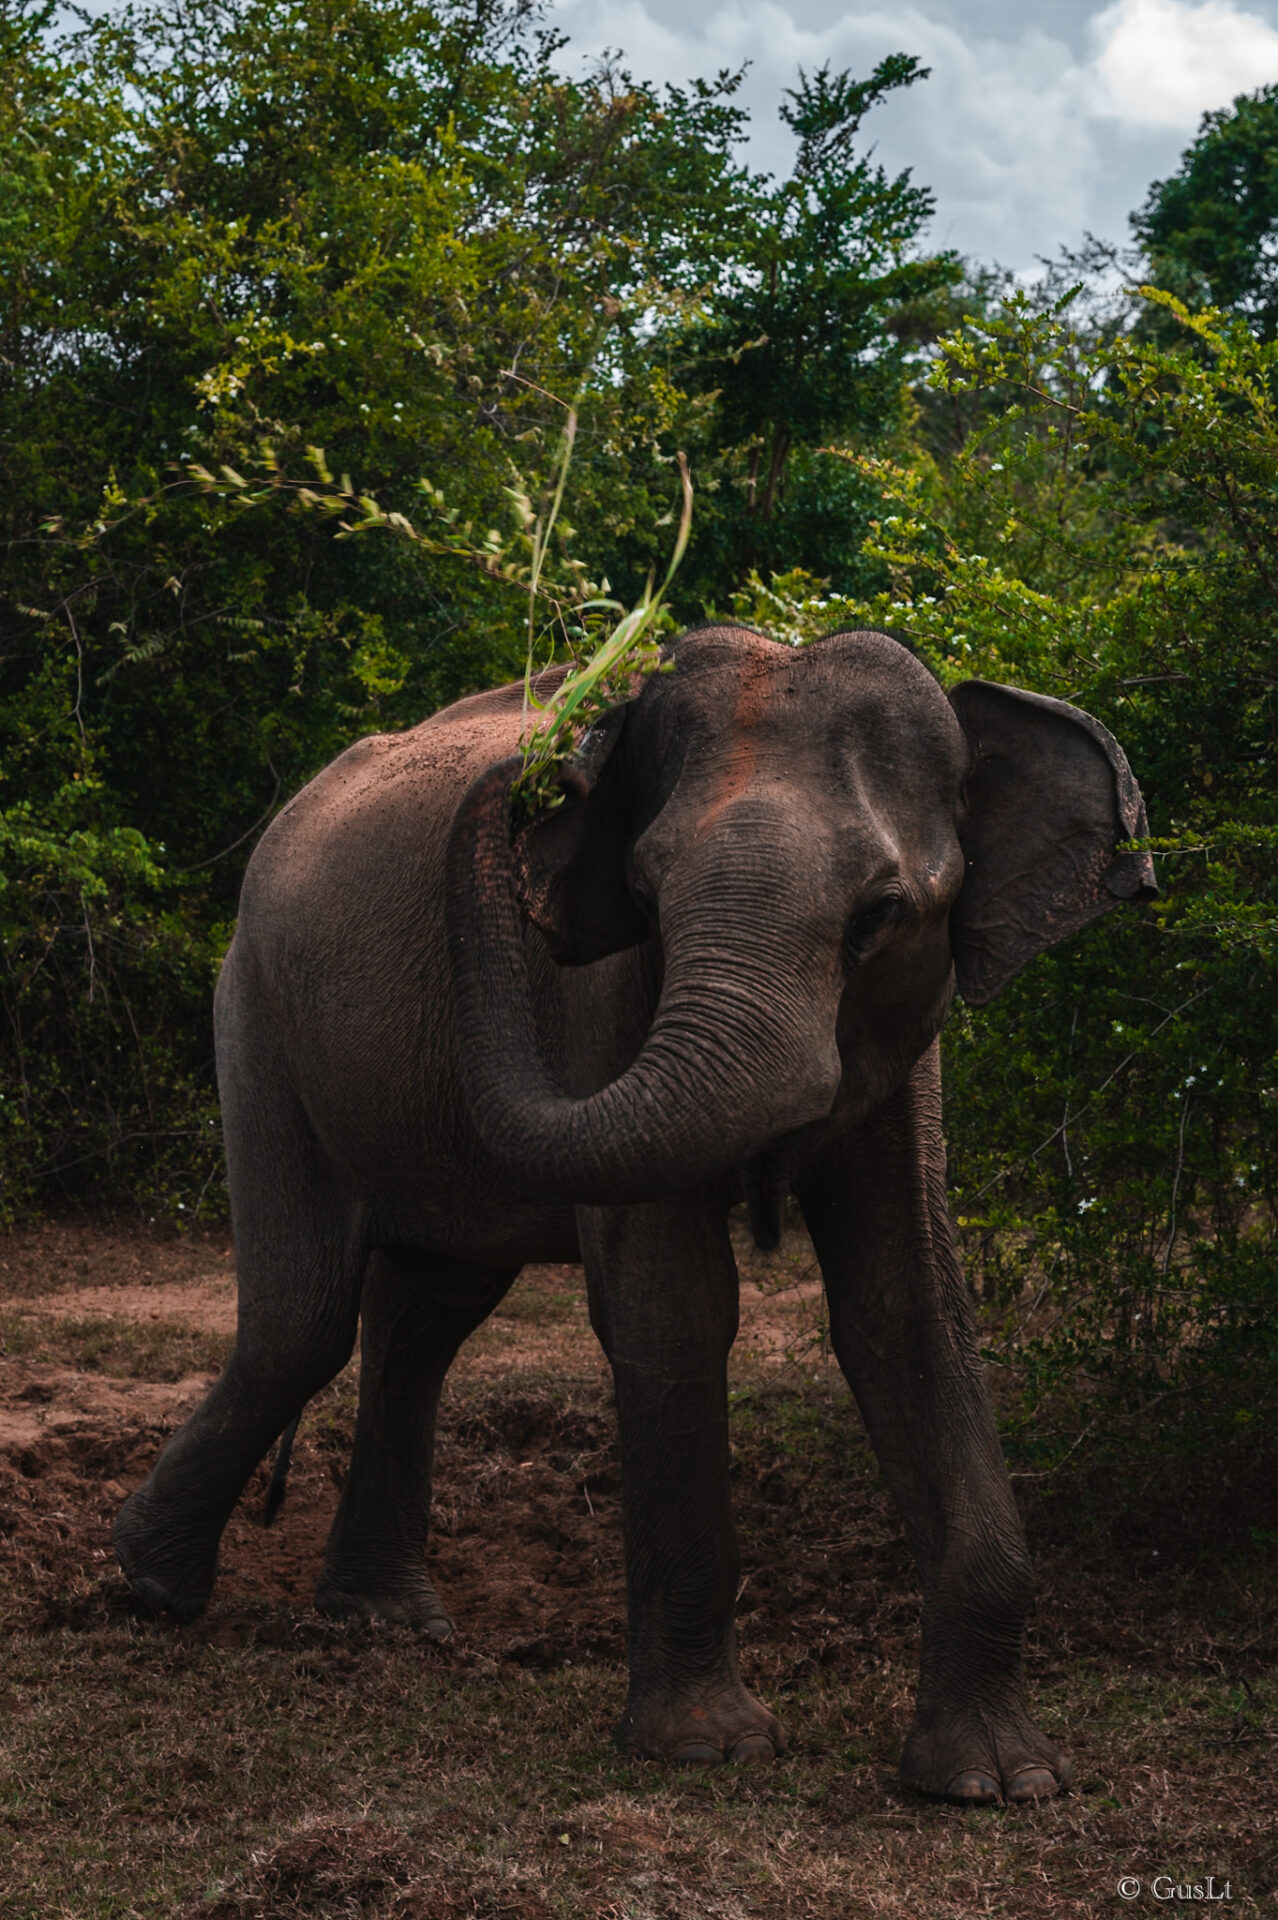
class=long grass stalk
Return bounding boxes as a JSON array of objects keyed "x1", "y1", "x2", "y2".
[{"x1": 512, "y1": 450, "x2": 693, "y2": 817}]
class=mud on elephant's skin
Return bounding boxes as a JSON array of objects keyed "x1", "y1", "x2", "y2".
[{"x1": 113, "y1": 626, "x2": 1155, "y2": 1803}]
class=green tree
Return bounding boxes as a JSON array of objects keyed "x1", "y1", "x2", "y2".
[
  {"x1": 0, "y1": 0, "x2": 752, "y2": 1211},
  {"x1": 669, "y1": 55, "x2": 959, "y2": 602},
  {"x1": 1134, "y1": 84, "x2": 1278, "y2": 337}
]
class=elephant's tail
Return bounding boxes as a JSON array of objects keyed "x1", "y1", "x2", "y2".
[{"x1": 263, "y1": 1414, "x2": 300, "y2": 1526}]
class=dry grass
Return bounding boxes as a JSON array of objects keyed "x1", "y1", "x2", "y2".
[
  {"x1": 0, "y1": 1308, "x2": 231, "y2": 1382},
  {"x1": 0, "y1": 1214, "x2": 1274, "y2": 1918}
]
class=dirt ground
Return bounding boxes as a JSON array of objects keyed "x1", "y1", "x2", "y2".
[{"x1": 1, "y1": 1214, "x2": 1274, "y2": 1918}]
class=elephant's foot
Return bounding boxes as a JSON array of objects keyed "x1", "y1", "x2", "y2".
[
  {"x1": 314, "y1": 1561, "x2": 455, "y2": 1640},
  {"x1": 901, "y1": 1697, "x2": 1072, "y2": 1805},
  {"x1": 112, "y1": 1486, "x2": 219, "y2": 1623},
  {"x1": 617, "y1": 1681, "x2": 786, "y2": 1766}
]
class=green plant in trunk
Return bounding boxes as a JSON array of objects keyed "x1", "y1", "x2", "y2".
[{"x1": 510, "y1": 439, "x2": 693, "y2": 819}]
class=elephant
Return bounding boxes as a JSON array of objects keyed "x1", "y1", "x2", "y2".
[{"x1": 113, "y1": 624, "x2": 1155, "y2": 1803}]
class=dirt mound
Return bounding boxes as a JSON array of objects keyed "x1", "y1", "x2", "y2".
[
  {"x1": 0, "y1": 1364, "x2": 213, "y2": 1454},
  {"x1": 0, "y1": 1212, "x2": 840, "y2": 1634}
]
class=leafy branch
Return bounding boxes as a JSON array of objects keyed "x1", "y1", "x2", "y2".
[{"x1": 190, "y1": 426, "x2": 695, "y2": 821}]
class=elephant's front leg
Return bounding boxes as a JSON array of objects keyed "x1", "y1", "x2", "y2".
[
  {"x1": 578, "y1": 1196, "x2": 784, "y2": 1765},
  {"x1": 799, "y1": 1041, "x2": 1070, "y2": 1805}
]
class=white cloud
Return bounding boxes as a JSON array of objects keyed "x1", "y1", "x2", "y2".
[
  {"x1": 546, "y1": 0, "x2": 1278, "y2": 266},
  {"x1": 1091, "y1": 0, "x2": 1278, "y2": 127},
  {"x1": 550, "y1": 1, "x2": 1097, "y2": 264}
]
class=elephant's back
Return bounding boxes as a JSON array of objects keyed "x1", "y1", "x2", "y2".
[
  {"x1": 217, "y1": 677, "x2": 555, "y2": 1193},
  {"x1": 237, "y1": 671, "x2": 565, "y2": 950}
]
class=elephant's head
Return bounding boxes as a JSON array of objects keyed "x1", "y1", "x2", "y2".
[{"x1": 446, "y1": 627, "x2": 1155, "y2": 1204}]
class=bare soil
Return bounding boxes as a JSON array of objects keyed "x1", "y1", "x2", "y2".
[
  {"x1": 0, "y1": 1216, "x2": 834, "y2": 1643},
  {"x1": 0, "y1": 1214, "x2": 1274, "y2": 1918}
]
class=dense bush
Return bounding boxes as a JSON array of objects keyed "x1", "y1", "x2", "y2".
[{"x1": 815, "y1": 287, "x2": 1277, "y2": 1440}]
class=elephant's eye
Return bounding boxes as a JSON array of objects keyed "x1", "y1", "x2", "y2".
[{"x1": 843, "y1": 895, "x2": 902, "y2": 968}]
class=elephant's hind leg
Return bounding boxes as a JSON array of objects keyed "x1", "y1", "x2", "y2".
[
  {"x1": 113, "y1": 1120, "x2": 367, "y2": 1621},
  {"x1": 315, "y1": 1249, "x2": 516, "y2": 1634}
]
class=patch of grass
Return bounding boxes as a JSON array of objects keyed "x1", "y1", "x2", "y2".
[
  {"x1": 0, "y1": 1309, "x2": 229, "y2": 1381},
  {"x1": 492, "y1": 1274, "x2": 585, "y2": 1327},
  {"x1": 2, "y1": 1215, "x2": 1276, "y2": 1918},
  {"x1": 1, "y1": 1629, "x2": 1274, "y2": 1918},
  {"x1": 0, "y1": 1311, "x2": 44, "y2": 1359}
]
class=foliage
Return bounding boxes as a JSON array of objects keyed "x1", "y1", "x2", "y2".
[
  {"x1": 725, "y1": 566, "x2": 875, "y2": 645},
  {"x1": 1134, "y1": 84, "x2": 1278, "y2": 338},
  {"x1": 785, "y1": 286, "x2": 1278, "y2": 1437},
  {"x1": 0, "y1": 0, "x2": 750, "y2": 1213},
  {"x1": 671, "y1": 56, "x2": 960, "y2": 603},
  {"x1": 509, "y1": 448, "x2": 692, "y2": 819},
  {"x1": 0, "y1": 775, "x2": 227, "y2": 1216},
  {"x1": 187, "y1": 418, "x2": 690, "y2": 818}
]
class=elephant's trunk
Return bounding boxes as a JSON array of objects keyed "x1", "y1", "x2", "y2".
[{"x1": 446, "y1": 759, "x2": 843, "y2": 1205}]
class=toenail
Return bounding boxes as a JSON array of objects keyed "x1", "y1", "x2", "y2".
[
  {"x1": 671, "y1": 1740, "x2": 722, "y2": 1766},
  {"x1": 728, "y1": 1734, "x2": 775, "y2": 1764},
  {"x1": 946, "y1": 1770, "x2": 1001, "y2": 1804},
  {"x1": 1007, "y1": 1767, "x2": 1059, "y2": 1802}
]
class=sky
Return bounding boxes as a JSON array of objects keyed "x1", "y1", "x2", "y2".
[{"x1": 544, "y1": 0, "x2": 1278, "y2": 273}]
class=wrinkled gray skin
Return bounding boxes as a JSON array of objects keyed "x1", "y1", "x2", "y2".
[{"x1": 114, "y1": 628, "x2": 1155, "y2": 1803}]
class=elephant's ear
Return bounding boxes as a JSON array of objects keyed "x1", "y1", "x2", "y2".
[
  {"x1": 511, "y1": 704, "x2": 648, "y2": 966},
  {"x1": 949, "y1": 681, "x2": 1157, "y2": 1007}
]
